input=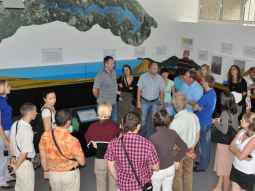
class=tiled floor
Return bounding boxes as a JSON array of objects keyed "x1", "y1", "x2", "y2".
[{"x1": 1, "y1": 145, "x2": 218, "y2": 191}]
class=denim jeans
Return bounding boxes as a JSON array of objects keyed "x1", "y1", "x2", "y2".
[
  {"x1": 111, "y1": 103, "x2": 118, "y2": 123},
  {"x1": 196, "y1": 124, "x2": 211, "y2": 170},
  {"x1": 164, "y1": 103, "x2": 176, "y2": 117},
  {"x1": 0, "y1": 131, "x2": 10, "y2": 183},
  {"x1": 140, "y1": 99, "x2": 159, "y2": 138}
]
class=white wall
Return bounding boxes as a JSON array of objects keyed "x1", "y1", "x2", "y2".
[
  {"x1": 174, "y1": 21, "x2": 255, "y2": 83},
  {"x1": 0, "y1": 0, "x2": 177, "y2": 69},
  {"x1": 172, "y1": 0, "x2": 199, "y2": 22},
  {"x1": 169, "y1": 0, "x2": 255, "y2": 82}
]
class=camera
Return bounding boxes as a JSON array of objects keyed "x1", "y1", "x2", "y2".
[{"x1": 3, "y1": 150, "x2": 8, "y2": 156}]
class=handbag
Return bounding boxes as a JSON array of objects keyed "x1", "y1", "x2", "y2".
[
  {"x1": 211, "y1": 126, "x2": 237, "y2": 145},
  {"x1": 120, "y1": 136, "x2": 153, "y2": 191},
  {"x1": 211, "y1": 114, "x2": 237, "y2": 145}
]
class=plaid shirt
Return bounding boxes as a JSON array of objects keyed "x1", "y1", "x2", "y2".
[{"x1": 104, "y1": 133, "x2": 159, "y2": 191}]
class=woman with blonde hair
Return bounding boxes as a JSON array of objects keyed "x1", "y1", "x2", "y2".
[
  {"x1": 85, "y1": 103, "x2": 120, "y2": 191},
  {"x1": 0, "y1": 80, "x2": 14, "y2": 188},
  {"x1": 197, "y1": 64, "x2": 211, "y2": 84}
]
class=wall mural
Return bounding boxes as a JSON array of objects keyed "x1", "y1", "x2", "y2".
[{"x1": 0, "y1": 0, "x2": 158, "y2": 46}]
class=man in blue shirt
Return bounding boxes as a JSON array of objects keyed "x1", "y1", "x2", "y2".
[
  {"x1": 179, "y1": 69, "x2": 203, "y2": 108},
  {"x1": 174, "y1": 76, "x2": 184, "y2": 92},
  {"x1": 173, "y1": 69, "x2": 187, "y2": 93},
  {"x1": 0, "y1": 80, "x2": 13, "y2": 188},
  {"x1": 193, "y1": 75, "x2": 217, "y2": 171}
]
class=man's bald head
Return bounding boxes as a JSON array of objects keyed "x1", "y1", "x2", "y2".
[{"x1": 172, "y1": 92, "x2": 187, "y2": 112}]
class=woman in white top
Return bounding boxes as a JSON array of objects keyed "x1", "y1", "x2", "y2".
[
  {"x1": 41, "y1": 89, "x2": 56, "y2": 131},
  {"x1": 230, "y1": 112, "x2": 255, "y2": 191},
  {"x1": 243, "y1": 67, "x2": 255, "y2": 112}
]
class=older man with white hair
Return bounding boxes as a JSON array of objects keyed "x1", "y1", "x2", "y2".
[{"x1": 169, "y1": 92, "x2": 200, "y2": 191}]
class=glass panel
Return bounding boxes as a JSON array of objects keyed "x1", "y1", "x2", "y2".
[
  {"x1": 222, "y1": 0, "x2": 241, "y2": 20},
  {"x1": 244, "y1": 0, "x2": 255, "y2": 22},
  {"x1": 200, "y1": 0, "x2": 219, "y2": 20}
]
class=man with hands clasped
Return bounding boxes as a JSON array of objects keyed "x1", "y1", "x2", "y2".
[{"x1": 10, "y1": 103, "x2": 37, "y2": 191}]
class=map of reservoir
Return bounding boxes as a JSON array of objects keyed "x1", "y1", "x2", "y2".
[{"x1": 0, "y1": 0, "x2": 158, "y2": 46}]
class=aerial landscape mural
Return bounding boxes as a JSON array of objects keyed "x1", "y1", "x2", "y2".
[{"x1": 0, "y1": 0, "x2": 158, "y2": 46}]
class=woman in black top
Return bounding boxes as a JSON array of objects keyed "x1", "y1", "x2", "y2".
[
  {"x1": 227, "y1": 65, "x2": 247, "y2": 118},
  {"x1": 118, "y1": 65, "x2": 136, "y2": 121}
]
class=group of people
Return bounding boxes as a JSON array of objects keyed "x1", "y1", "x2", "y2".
[
  {"x1": 0, "y1": 55, "x2": 254, "y2": 191},
  {"x1": 92, "y1": 56, "x2": 255, "y2": 191},
  {"x1": 0, "y1": 85, "x2": 86, "y2": 191}
]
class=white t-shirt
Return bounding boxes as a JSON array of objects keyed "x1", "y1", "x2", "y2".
[
  {"x1": 170, "y1": 109, "x2": 200, "y2": 148},
  {"x1": 10, "y1": 120, "x2": 35, "y2": 159},
  {"x1": 233, "y1": 130, "x2": 255, "y2": 175},
  {"x1": 41, "y1": 107, "x2": 56, "y2": 128},
  {"x1": 244, "y1": 76, "x2": 255, "y2": 110}
]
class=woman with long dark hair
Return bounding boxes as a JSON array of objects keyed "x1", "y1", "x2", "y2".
[
  {"x1": 211, "y1": 91, "x2": 240, "y2": 191},
  {"x1": 118, "y1": 65, "x2": 136, "y2": 121},
  {"x1": 41, "y1": 89, "x2": 57, "y2": 131},
  {"x1": 227, "y1": 65, "x2": 248, "y2": 117}
]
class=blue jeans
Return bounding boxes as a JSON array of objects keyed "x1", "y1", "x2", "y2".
[
  {"x1": 164, "y1": 103, "x2": 176, "y2": 116},
  {"x1": 111, "y1": 103, "x2": 118, "y2": 123},
  {"x1": 197, "y1": 124, "x2": 211, "y2": 170},
  {"x1": 140, "y1": 99, "x2": 159, "y2": 138},
  {"x1": 0, "y1": 131, "x2": 10, "y2": 182}
]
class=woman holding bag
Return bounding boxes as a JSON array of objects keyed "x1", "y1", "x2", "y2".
[
  {"x1": 117, "y1": 65, "x2": 136, "y2": 122},
  {"x1": 211, "y1": 91, "x2": 240, "y2": 191}
]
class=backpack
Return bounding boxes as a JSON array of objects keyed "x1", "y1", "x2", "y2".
[{"x1": 31, "y1": 107, "x2": 52, "y2": 153}]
